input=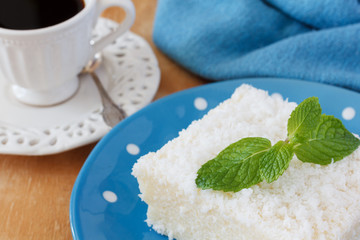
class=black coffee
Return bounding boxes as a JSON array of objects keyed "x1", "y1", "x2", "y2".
[{"x1": 0, "y1": 0, "x2": 85, "y2": 30}]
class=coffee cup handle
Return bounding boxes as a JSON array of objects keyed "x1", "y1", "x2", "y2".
[{"x1": 91, "y1": 0, "x2": 135, "y2": 55}]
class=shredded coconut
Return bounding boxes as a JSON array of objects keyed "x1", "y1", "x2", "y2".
[{"x1": 132, "y1": 84, "x2": 360, "y2": 240}]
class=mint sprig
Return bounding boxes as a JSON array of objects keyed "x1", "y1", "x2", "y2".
[{"x1": 196, "y1": 97, "x2": 360, "y2": 192}]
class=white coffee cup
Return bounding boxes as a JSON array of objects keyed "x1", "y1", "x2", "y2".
[{"x1": 0, "y1": 0, "x2": 135, "y2": 106}]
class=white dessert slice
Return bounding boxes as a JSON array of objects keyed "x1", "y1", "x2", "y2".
[{"x1": 132, "y1": 84, "x2": 360, "y2": 240}]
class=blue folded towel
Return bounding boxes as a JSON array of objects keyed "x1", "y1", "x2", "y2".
[{"x1": 153, "y1": 0, "x2": 360, "y2": 91}]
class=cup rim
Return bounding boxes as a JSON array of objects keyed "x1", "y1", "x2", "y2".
[{"x1": 0, "y1": 0, "x2": 93, "y2": 36}]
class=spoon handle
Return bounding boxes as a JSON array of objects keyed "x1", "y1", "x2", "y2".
[{"x1": 90, "y1": 72, "x2": 127, "y2": 127}]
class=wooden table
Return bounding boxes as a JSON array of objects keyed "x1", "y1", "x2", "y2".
[{"x1": 0, "y1": 1, "x2": 207, "y2": 239}]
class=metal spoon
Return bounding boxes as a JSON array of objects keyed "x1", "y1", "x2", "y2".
[{"x1": 80, "y1": 54, "x2": 127, "y2": 127}]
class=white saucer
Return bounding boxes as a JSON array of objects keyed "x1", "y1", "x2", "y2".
[{"x1": 0, "y1": 18, "x2": 160, "y2": 156}]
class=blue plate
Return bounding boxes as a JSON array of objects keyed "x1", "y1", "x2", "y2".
[{"x1": 70, "y1": 78, "x2": 360, "y2": 240}]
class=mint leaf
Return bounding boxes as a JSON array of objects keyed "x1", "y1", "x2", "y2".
[
  {"x1": 260, "y1": 141, "x2": 294, "y2": 183},
  {"x1": 294, "y1": 114, "x2": 360, "y2": 165},
  {"x1": 196, "y1": 96, "x2": 360, "y2": 193},
  {"x1": 287, "y1": 97, "x2": 321, "y2": 143},
  {"x1": 196, "y1": 137, "x2": 271, "y2": 192}
]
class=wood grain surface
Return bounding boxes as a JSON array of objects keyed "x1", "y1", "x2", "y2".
[{"x1": 0, "y1": 1, "x2": 207, "y2": 239}]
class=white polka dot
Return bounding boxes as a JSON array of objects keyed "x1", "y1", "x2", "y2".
[
  {"x1": 126, "y1": 143, "x2": 140, "y2": 155},
  {"x1": 342, "y1": 107, "x2": 356, "y2": 120},
  {"x1": 271, "y1": 92, "x2": 283, "y2": 100},
  {"x1": 194, "y1": 97, "x2": 208, "y2": 110},
  {"x1": 103, "y1": 191, "x2": 118, "y2": 203}
]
